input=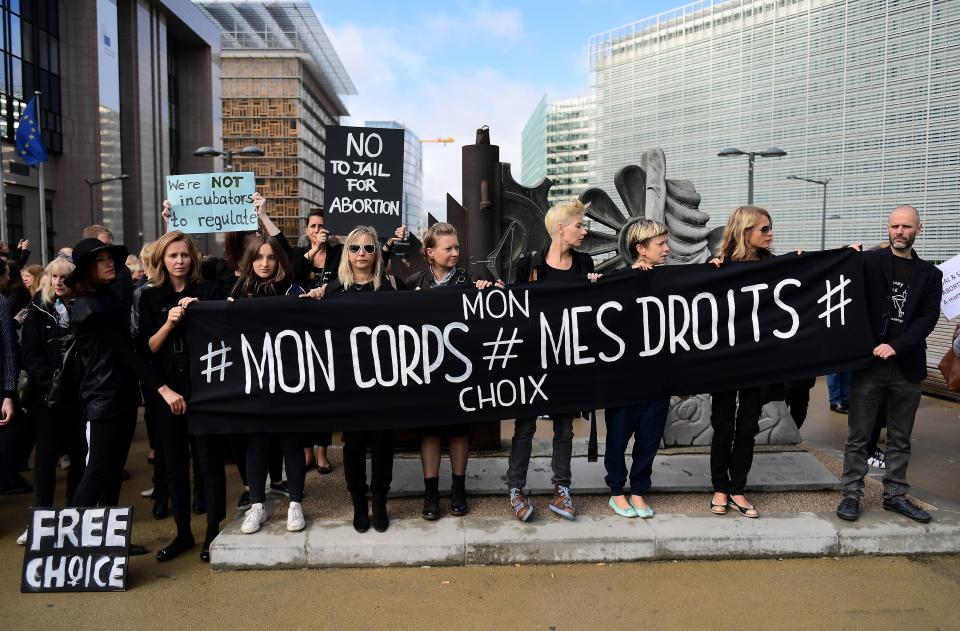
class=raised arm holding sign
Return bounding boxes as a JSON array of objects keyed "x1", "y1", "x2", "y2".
[{"x1": 164, "y1": 172, "x2": 257, "y2": 234}]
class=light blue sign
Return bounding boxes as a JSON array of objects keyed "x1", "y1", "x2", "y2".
[{"x1": 165, "y1": 172, "x2": 257, "y2": 234}]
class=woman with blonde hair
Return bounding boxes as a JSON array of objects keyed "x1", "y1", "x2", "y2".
[
  {"x1": 138, "y1": 230, "x2": 223, "y2": 561},
  {"x1": 308, "y1": 225, "x2": 406, "y2": 533},
  {"x1": 604, "y1": 218, "x2": 671, "y2": 518},
  {"x1": 507, "y1": 199, "x2": 598, "y2": 523},
  {"x1": 21, "y1": 264, "x2": 43, "y2": 296},
  {"x1": 707, "y1": 206, "x2": 774, "y2": 518},
  {"x1": 17, "y1": 257, "x2": 87, "y2": 544}
]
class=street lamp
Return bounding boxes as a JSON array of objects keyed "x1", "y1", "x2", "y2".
[
  {"x1": 193, "y1": 145, "x2": 265, "y2": 171},
  {"x1": 84, "y1": 174, "x2": 131, "y2": 225},
  {"x1": 718, "y1": 146, "x2": 788, "y2": 204},
  {"x1": 786, "y1": 175, "x2": 832, "y2": 250}
]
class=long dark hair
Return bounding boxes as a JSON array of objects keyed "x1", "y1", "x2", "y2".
[
  {"x1": 224, "y1": 230, "x2": 257, "y2": 271},
  {"x1": 231, "y1": 235, "x2": 291, "y2": 298}
]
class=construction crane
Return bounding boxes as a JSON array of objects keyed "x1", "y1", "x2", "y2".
[{"x1": 419, "y1": 137, "x2": 455, "y2": 145}]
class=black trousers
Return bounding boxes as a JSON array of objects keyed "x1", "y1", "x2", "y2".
[
  {"x1": 71, "y1": 403, "x2": 138, "y2": 507},
  {"x1": 230, "y1": 435, "x2": 283, "y2": 487},
  {"x1": 247, "y1": 433, "x2": 305, "y2": 504},
  {"x1": 150, "y1": 398, "x2": 193, "y2": 539},
  {"x1": 32, "y1": 404, "x2": 87, "y2": 507},
  {"x1": 343, "y1": 430, "x2": 393, "y2": 496},
  {"x1": 194, "y1": 433, "x2": 226, "y2": 544},
  {"x1": 709, "y1": 388, "x2": 762, "y2": 495}
]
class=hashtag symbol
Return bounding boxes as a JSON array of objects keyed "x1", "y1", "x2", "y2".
[
  {"x1": 200, "y1": 341, "x2": 233, "y2": 383},
  {"x1": 482, "y1": 327, "x2": 523, "y2": 370},
  {"x1": 817, "y1": 274, "x2": 852, "y2": 328}
]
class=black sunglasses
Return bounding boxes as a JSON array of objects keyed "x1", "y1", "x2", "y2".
[
  {"x1": 347, "y1": 244, "x2": 377, "y2": 254},
  {"x1": 749, "y1": 225, "x2": 773, "y2": 234}
]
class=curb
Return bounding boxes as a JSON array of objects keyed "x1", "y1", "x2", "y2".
[{"x1": 210, "y1": 509, "x2": 960, "y2": 570}]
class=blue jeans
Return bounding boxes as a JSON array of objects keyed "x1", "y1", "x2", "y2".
[
  {"x1": 827, "y1": 373, "x2": 850, "y2": 406},
  {"x1": 603, "y1": 398, "x2": 669, "y2": 496}
]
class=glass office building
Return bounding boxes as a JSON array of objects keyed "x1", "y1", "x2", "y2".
[
  {"x1": 365, "y1": 120, "x2": 425, "y2": 238},
  {"x1": 590, "y1": 0, "x2": 959, "y2": 261},
  {"x1": 521, "y1": 95, "x2": 594, "y2": 208}
]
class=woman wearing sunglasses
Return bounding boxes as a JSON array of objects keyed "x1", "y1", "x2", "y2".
[
  {"x1": 706, "y1": 206, "x2": 775, "y2": 519},
  {"x1": 305, "y1": 225, "x2": 405, "y2": 533},
  {"x1": 231, "y1": 233, "x2": 308, "y2": 536},
  {"x1": 406, "y1": 222, "x2": 495, "y2": 520}
]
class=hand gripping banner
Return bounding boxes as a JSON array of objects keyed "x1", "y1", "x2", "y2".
[{"x1": 184, "y1": 249, "x2": 874, "y2": 433}]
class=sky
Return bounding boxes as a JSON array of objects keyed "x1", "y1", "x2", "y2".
[{"x1": 314, "y1": 1, "x2": 684, "y2": 219}]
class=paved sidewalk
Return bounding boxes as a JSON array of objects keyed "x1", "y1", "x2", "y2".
[{"x1": 212, "y1": 506, "x2": 960, "y2": 569}]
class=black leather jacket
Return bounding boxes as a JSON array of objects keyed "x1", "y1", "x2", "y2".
[
  {"x1": 20, "y1": 294, "x2": 71, "y2": 406},
  {"x1": 72, "y1": 285, "x2": 162, "y2": 421}
]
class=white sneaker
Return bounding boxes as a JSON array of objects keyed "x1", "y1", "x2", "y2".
[
  {"x1": 140, "y1": 487, "x2": 154, "y2": 498},
  {"x1": 240, "y1": 503, "x2": 267, "y2": 534},
  {"x1": 286, "y1": 501, "x2": 305, "y2": 532},
  {"x1": 16, "y1": 528, "x2": 28, "y2": 545}
]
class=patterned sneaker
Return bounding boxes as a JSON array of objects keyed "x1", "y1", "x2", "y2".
[
  {"x1": 286, "y1": 501, "x2": 305, "y2": 532},
  {"x1": 240, "y1": 503, "x2": 267, "y2": 534},
  {"x1": 509, "y1": 487, "x2": 533, "y2": 522},
  {"x1": 867, "y1": 450, "x2": 887, "y2": 469},
  {"x1": 548, "y1": 485, "x2": 577, "y2": 520}
]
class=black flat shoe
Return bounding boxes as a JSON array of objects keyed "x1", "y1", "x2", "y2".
[
  {"x1": 727, "y1": 496, "x2": 759, "y2": 518},
  {"x1": 883, "y1": 496, "x2": 932, "y2": 523},
  {"x1": 128, "y1": 544, "x2": 149, "y2": 556},
  {"x1": 200, "y1": 544, "x2": 211, "y2": 563},
  {"x1": 317, "y1": 464, "x2": 332, "y2": 475},
  {"x1": 152, "y1": 498, "x2": 169, "y2": 520},
  {"x1": 836, "y1": 497, "x2": 861, "y2": 521},
  {"x1": 156, "y1": 537, "x2": 195, "y2": 562}
]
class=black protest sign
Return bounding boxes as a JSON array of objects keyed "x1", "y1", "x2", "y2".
[
  {"x1": 323, "y1": 125, "x2": 405, "y2": 237},
  {"x1": 22, "y1": 507, "x2": 133, "y2": 593},
  {"x1": 184, "y1": 249, "x2": 875, "y2": 434}
]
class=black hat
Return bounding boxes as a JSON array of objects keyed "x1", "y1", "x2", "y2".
[{"x1": 65, "y1": 238, "x2": 129, "y2": 287}]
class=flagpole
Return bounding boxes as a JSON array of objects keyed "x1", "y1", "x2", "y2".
[
  {"x1": 0, "y1": 136, "x2": 7, "y2": 245},
  {"x1": 34, "y1": 91, "x2": 48, "y2": 266}
]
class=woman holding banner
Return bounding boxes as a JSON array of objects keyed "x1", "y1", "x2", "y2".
[
  {"x1": 138, "y1": 231, "x2": 224, "y2": 562},
  {"x1": 406, "y1": 222, "x2": 495, "y2": 520},
  {"x1": 706, "y1": 206, "x2": 775, "y2": 518},
  {"x1": 506, "y1": 199, "x2": 598, "y2": 523},
  {"x1": 603, "y1": 219, "x2": 671, "y2": 519},
  {"x1": 230, "y1": 233, "x2": 308, "y2": 536},
  {"x1": 304, "y1": 225, "x2": 405, "y2": 533},
  {"x1": 66, "y1": 238, "x2": 187, "y2": 557}
]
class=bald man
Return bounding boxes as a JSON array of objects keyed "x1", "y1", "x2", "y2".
[{"x1": 837, "y1": 205, "x2": 943, "y2": 523}]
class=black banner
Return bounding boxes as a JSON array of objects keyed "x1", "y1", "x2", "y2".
[
  {"x1": 184, "y1": 249, "x2": 874, "y2": 434},
  {"x1": 22, "y1": 507, "x2": 132, "y2": 593},
  {"x1": 322, "y1": 125, "x2": 405, "y2": 237}
]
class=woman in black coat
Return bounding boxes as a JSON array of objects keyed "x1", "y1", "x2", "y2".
[
  {"x1": 138, "y1": 231, "x2": 223, "y2": 561},
  {"x1": 20, "y1": 258, "x2": 87, "y2": 525},
  {"x1": 66, "y1": 238, "x2": 186, "y2": 539}
]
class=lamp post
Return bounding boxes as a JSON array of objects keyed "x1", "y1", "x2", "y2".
[
  {"x1": 786, "y1": 175, "x2": 832, "y2": 250},
  {"x1": 718, "y1": 147, "x2": 788, "y2": 204},
  {"x1": 193, "y1": 145, "x2": 265, "y2": 171},
  {"x1": 84, "y1": 174, "x2": 130, "y2": 226}
]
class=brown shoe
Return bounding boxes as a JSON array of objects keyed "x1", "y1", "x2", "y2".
[
  {"x1": 548, "y1": 485, "x2": 577, "y2": 520},
  {"x1": 509, "y1": 488, "x2": 533, "y2": 522}
]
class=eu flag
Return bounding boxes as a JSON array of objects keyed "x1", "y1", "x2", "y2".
[{"x1": 15, "y1": 96, "x2": 48, "y2": 166}]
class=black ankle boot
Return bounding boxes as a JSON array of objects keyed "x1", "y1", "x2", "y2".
[
  {"x1": 371, "y1": 494, "x2": 389, "y2": 532},
  {"x1": 451, "y1": 474, "x2": 469, "y2": 516},
  {"x1": 422, "y1": 478, "x2": 440, "y2": 521},
  {"x1": 352, "y1": 494, "x2": 370, "y2": 533}
]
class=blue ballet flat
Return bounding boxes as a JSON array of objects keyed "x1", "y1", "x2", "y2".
[
  {"x1": 629, "y1": 497, "x2": 655, "y2": 519},
  {"x1": 609, "y1": 496, "x2": 638, "y2": 518}
]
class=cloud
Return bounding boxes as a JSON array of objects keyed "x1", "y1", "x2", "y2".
[
  {"x1": 423, "y1": 4, "x2": 524, "y2": 43},
  {"x1": 327, "y1": 23, "x2": 426, "y2": 93}
]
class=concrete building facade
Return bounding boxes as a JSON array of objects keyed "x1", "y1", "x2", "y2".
[
  {"x1": 1, "y1": 0, "x2": 221, "y2": 256},
  {"x1": 590, "y1": 0, "x2": 959, "y2": 260}
]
